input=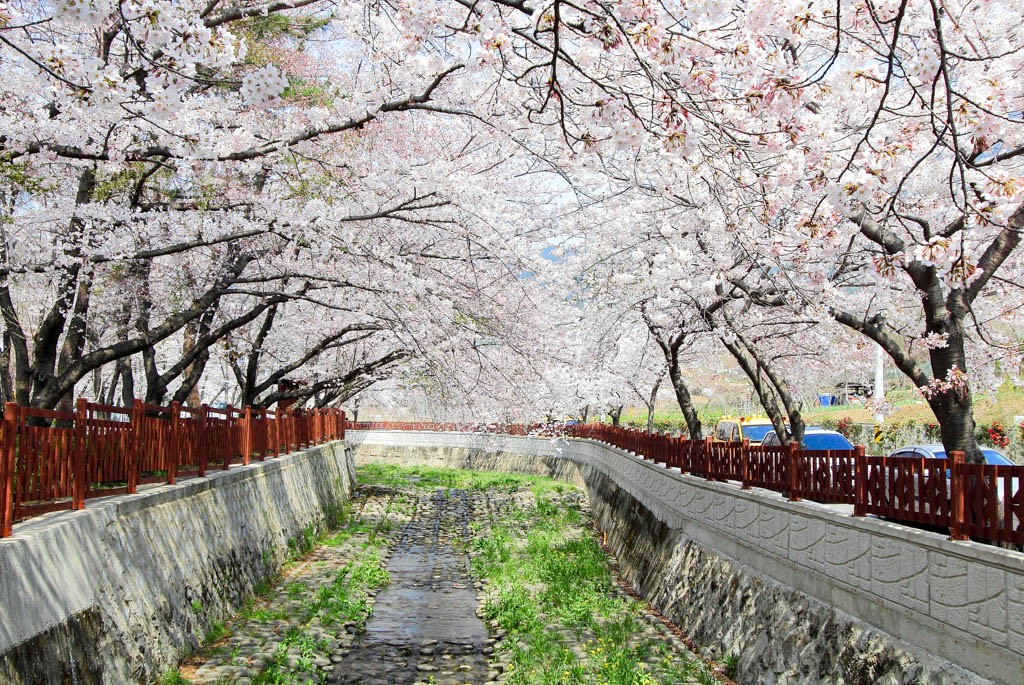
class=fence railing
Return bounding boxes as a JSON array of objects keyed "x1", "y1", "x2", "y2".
[
  {"x1": 0, "y1": 400, "x2": 345, "y2": 537},
  {"x1": 346, "y1": 421, "x2": 564, "y2": 436},
  {"x1": 347, "y1": 421, "x2": 1023, "y2": 547},
  {"x1": 7, "y1": 413, "x2": 1018, "y2": 546}
]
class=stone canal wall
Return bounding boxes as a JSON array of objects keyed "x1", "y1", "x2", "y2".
[
  {"x1": 348, "y1": 430, "x2": 1024, "y2": 685},
  {"x1": 0, "y1": 441, "x2": 354, "y2": 685}
]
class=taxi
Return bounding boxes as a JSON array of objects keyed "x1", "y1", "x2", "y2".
[{"x1": 712, "y1": 416, "x2": 779, "y2": 445}]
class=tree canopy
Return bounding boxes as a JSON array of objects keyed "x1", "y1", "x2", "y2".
[{"x1": 1, "y1": 0, "x2": 1021, "y2": 460}]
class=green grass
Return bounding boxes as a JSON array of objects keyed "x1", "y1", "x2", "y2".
[
  {"x1": 183, "y1": 488, "x2": 395, "y2": 684},
  {"x1": 244, "y1": 540, "x2": 391, "y2": 685},
  {"x1": 356, "y1": 463, "x2": 570, "y2": 495},
  {"x1": 158, "y1": 671, "x2": 190, "y2": 685},
  {"x1": 193, "y1": 465, "x2": 715, "y2": 685},
  {"x1": 478, "y1": 524, "x2": 700, "y2": 684},
  {"x1": 252, "y1": 626, "x2": 331, "y2": 685},
  {"x1": 357, "y1": 464, "x2": 697, "y2": 681},
  {"x1": 354, "y1": 465, "x2": 706, "y2": 684},
  {"x1": 236, "y1": 592, "x2": 291, "y2": 623},
  {"x1": 303, "y1": 553, "x2": 390, "y2": 626},
  {"x1": 321, "y1": 516, "x2": 381, "y2": 546},
  {"x1": 202, "y1": 620, "x2": 230, "y2": 646}
]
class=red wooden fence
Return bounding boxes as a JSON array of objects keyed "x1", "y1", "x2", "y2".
[
  {"x1": 346, "y1": 421, "x2": 1024, "y2": 547},
  {"x1": 6, "y1": 412, "x2": 1019, "y2": 546},
  {"x1": 0, "y1": 400, "x2": 345, "y2": 537}
]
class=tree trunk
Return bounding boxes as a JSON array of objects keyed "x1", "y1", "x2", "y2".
[
  {"x1": 172, "y1": 318, "x2": 208, "y2": 408},
  {"x1": 28, "y1": 167, "x2": 97, "y2": 408},
  {"x1": 837, "y1": 208, "x2": 1019, "y2": 464},
  {"x1": 666, "y1": 355, "x2": 702, "y2": 439},
  {"x1": 721, "y1": 338, "x2": 790, "y2": 444},
  {"x1": 103, "y1": 362, "x2": 121, "y2": 405},
  {"x1": 728, "y1": 324, "x2": 806, "y2": 444},
  {"x1": 643, "y1": 311, "x2": 703, "y2": 439},
  {"x1": 924, "y1": 321, "x2": 980, "y2": 462},
  {"x1": 120, "y1": 362, "x2": 135, "y2": 408},
  {"x1": 646, "y1": 375, "x2": 661, "y2": 434}
]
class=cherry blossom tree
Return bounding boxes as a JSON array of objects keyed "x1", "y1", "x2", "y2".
[
  {"x1": 383, "y1": 0, "x2": 1024, "y2": 458},
  {"x1": 0, "y1": 0, "x2": 572, "y2": 412},
  {"x1": 2, "y1": 0, "x2": 1022, "y2": 456}
]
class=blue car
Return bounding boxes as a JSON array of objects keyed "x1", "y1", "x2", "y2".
[{"x1": 760, "y1": 427, "x2": 855, "y2": 450}]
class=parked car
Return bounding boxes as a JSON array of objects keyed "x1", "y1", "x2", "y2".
[
  {"x1": 887, "y1": 444, "x2": 1021, "y2": 508},
  {"x1": 889, "y1": 444, "x2": 1015, "y2": 466},
  {"x1": 760, "y1": 427, "x2": 855, "y2": 450},
  {"x1": 712, "y1": 416, "x2": 779, "y2": 445},
  {"x1": 889, "y1": 443, "x2": 1020, "y2": 478}
]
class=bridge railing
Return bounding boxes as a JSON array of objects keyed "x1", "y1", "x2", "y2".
[
  {"x1": 349, "y1": 421, "x2": 1023, "y2": 547},
  {"x1": 0, "y1": 400, "x2": 345, "y2": 537}
]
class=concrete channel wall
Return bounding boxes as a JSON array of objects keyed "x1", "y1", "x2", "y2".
[
  {"x1": 348, "y1": 430, "x2": 1024, "y2": 685},
  {"x1": 0, "y1": 441, "x2": 355, "y2": 685}
]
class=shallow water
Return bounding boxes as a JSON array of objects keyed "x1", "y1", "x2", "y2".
[{"x1": 335, "y1": 490, "x2": 490, "y2": 684}]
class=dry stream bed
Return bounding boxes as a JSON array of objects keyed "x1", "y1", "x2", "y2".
[{"x1": 167, "y1": 466, "x2": 725, "y2": 685}]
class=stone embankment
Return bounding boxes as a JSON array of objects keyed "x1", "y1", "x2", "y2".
[
  {"x1": 348, "y1": 430, "x2": 1021, "y2": 685},
  {"x1": 0, "y1": 442, "x2": 354, "y2": 684}
]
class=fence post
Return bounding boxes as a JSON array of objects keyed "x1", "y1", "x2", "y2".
[
  {"x1": 949, "y1": 450, "x2": 967, "y2": 541},
  {"x1": 340, "y1": 410, "x2": 346, "y2": 440},
  {"x1": 198, "y1": 403, "x2": 212, "y2": 472},
  {"x1": 1, "y1": 403, "x2": 17, "y2": 537},
  {"x1": 169, "y1": 402, "x2": 181, "y2": 484},
  {"x1": 272, "y1": 409, "x2": 280, "y2": 458},
  {"x1": 243, "y1": 406, "x2": 253, "y2": 466},
  {"x1": 703, "y1": 436, "x2": 713, "y2": 480},
  {"x1": 259, "y1": 407, "x2": 267, "y2": 460},
  {"x1": 73, "y1": 398, "x2": 88, "y2": 509},
  {"x1": 128, "y1": 399, "x2": 144, "y2": 495},
  {"x1": 853, "y1": 446, "x2": 867, "y2": 516},
  {"x1": 787, "y1": 443, "x2": 801, "y2": 502},
  {"x1": 740, "y1": 438, "x2": 751, "y2": 490}
]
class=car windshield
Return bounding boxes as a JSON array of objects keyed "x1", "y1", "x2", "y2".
[
  {"x1": 743, "y1": 425, "x2": 774, "y2": 442},
  {"x1": 982, "y1": 450, "x2": 1014, "y2": 466},
  {"x1": 803, "y1": 434, "x2": 854, "y2": 450}
]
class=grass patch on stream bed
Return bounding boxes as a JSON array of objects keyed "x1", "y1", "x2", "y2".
[
  {"x1": 358, "y1": 464, "x2": 717, "y2": 685},
  {"x1": 171, "y1": 465, "x2": 719, "y2": 685},
  {"x1": 170, "y1": 486, "x2": 401, "y2": 685}
]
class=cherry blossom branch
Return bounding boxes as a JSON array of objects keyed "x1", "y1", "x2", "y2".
[{"x1": 0, "y1": 228, "x2": 269, "y2": 275}]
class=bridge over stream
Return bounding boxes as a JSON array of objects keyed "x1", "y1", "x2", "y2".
[{"x1": 0, "y1": 430, "x2": 1021, "y2": 684}]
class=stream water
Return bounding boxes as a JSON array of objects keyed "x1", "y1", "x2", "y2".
[{"x1": 334, "y1": 489, "x2": 491, "y2": 684}]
